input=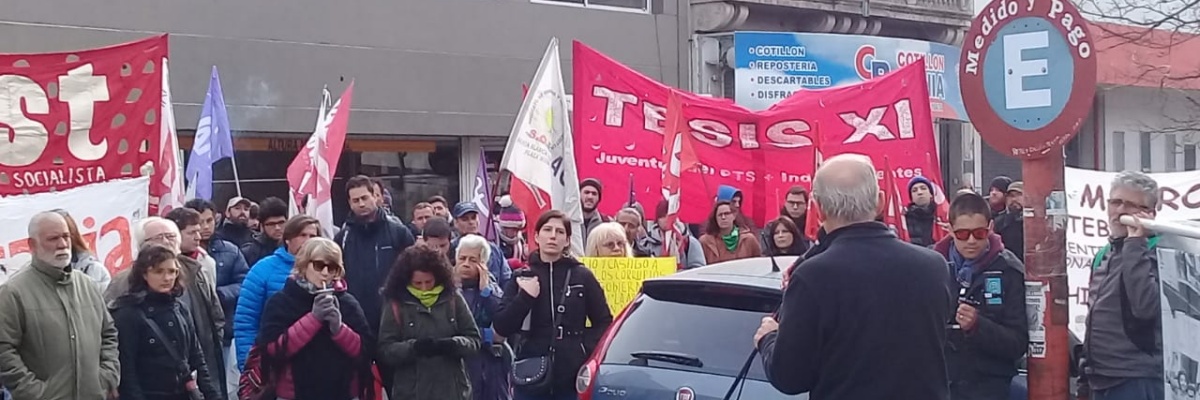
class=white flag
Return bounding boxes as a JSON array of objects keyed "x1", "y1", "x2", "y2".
[
  {"x1": 155, "y1": 59, "x2": 186, "y2": 215},
  {"x1": 500, "y1": 38, "x2": 584, "y2": 256}
]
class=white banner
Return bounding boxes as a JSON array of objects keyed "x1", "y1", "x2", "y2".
[
  {"x1": 1155, "y1": 230, "x2": 1200, "y2": 399},
  {"x1": 0, "y1": 177, "x2": 149, "y2": 285},
  {"x1": 1065, "y1": 167, "x2": 1200, "y2": 337}
]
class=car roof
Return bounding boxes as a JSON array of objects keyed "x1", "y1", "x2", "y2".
[{"x1": 642, "y1": 256, "x2": 800, "y2": 293}]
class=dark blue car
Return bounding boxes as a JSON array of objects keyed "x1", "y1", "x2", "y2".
[{"x1": 575, "y1": 256, "x2": 1072, "y2": 400}]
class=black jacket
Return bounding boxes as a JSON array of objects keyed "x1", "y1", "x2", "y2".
[
  {"x1": 758, "y1": 222, "x2": 951, "y2": 400},
  {"x1": 241, "y1": 232, "x2": 279, "y2": 269},
  {"x1": 335, "y1": 208, "x2": 416, "y2": 335},
  {"x1": 905, "y1": 203, "x2": 938, "y2": 247},
  {"x1": 935, "y1": 234, "x2": 1029, "y2": 399},
  {"x1": 112, "y1": 291, "x2": 222, "y2": 400},
  {"x1": 494, "y1": 254, "x2": 614, "y2": 396},
  {"x1": 216, "y1": 220, "x2": 255, "y2": 248},
  {"x1": 994, "y1": 210, "x2": 1024, "y2": 262}
]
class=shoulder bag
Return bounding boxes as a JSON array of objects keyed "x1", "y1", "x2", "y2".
[
  {"x1": 140, "y1": 308, "x2": 204, "y2": 400},
  {"x1": 511, "y1": 269, "x2": 573, "y2": 394}
]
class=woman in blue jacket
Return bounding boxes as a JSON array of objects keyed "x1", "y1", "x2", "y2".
[{"x1": 233, "y1": 215, "x2": 321, "y2": 369}]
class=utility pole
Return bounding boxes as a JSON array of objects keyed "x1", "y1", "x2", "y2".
[{"x1": 957, "y1": 0, "x2": 1098, "y2": 398}]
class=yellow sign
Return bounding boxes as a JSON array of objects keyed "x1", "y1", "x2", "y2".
[{"x1": 581, "y1": 257, "x2": 676, "y2": 315}]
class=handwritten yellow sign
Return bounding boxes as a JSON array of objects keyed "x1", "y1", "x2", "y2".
[{"x1": 581, "y1": 257, "x2": 676, "y2": 315}]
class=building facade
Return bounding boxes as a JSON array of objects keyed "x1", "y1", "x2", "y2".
[{"x1": 1, "y1": 0, "x2": 686, "y2": 221}]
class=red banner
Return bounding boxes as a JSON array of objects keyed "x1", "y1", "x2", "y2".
[
  {"x1": 573, "y1": 41, "x2": 947, "y2": 226},
  {"x1": 0, "y1": 35, "x2": 166, "y2": 196}
]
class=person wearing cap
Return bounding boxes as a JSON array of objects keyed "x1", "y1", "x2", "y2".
[
  {"x1": 905, "y1": 176, "x2": 940, "y2": 247},
  {"x1": 993, "y1": 181, "x2": 1025, "y2": 262},
  {"x1": 987, "y1": 176, "x2": 1013, "y2": 217},
  {"x1": 217, "y1": 196, "x2": 256, "y2": 248},
  {"x1": 580, "y1": 178, "x2": 610, "y2": 246},
  {"x1": 449, "y1": 201, "x2": 512, "y2": 289},
  {"x1": 334, "y1": 175, "x2": 416, "y2": 338}
]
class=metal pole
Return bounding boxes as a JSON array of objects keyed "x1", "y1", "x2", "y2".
[
  {"x1": 1119, "y1": 215, "x2": 1200, "y2": 240},
  {"x1": 1024, "y1": 152, "x2": 1071, "y2": 400},
  {"x1": 229, "y1": 155, "x2": 244, "y2": 197}
]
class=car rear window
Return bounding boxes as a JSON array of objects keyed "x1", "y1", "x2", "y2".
[{"x1": 602, "y1": 285, "x2": 778, "y2": 381}]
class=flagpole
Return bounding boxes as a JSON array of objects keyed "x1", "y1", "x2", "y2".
[{"x1": 230, "y1": 153, "x2": 243, "y2": 197}]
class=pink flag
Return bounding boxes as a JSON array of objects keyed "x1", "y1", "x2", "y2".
[{"x1": 287, "y1": 82, "x2": 354, "y2": 238}]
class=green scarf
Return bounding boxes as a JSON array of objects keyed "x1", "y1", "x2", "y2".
[
  {"x1": 722, "y1": 227, "x2": 740, "y2": 252},
  {"x1": 408, "y1": 285, "x2": 444, "y2": 308}
]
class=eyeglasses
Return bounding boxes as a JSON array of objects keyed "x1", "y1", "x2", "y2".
[
  {"x1": 263, "y1": 220, "x2": 286, "y2": 228},
  {"x1": 1107, "y1": 198, "x2": 1151, "y2": 212},
  {"x1": 953, "y1": 228, "x2": 989, "y2": 241},
  {"x1": 311, "y1": 260, "x2": 343, "y2": 273}
]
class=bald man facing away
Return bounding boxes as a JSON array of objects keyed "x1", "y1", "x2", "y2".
[
  {"x1": 0, "y1": 211, "x2": 120, "y2": 400},
  {"x1": 753, "y1": 154, "x2": 953, "y2": 400}
]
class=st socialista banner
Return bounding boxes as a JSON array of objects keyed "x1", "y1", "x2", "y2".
[
  {"x1": 0, "y1": 35, "x2": 167, "y2": 196},
  {"x1": 573, "y1": 41, "x2": 946, "y2": 225},
  {"x1": 0, "y1": 177, "x2": 149, "y2": 285},
  {"x1": 1064, "y1": 167, "x2": 1200, "y2": 338}
]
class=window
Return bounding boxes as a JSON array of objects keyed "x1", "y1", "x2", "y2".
[
  {"x1": 1112, "y1": 131, "x2": 1125, "y2": 172},
  {"x1": 1186, "y1": 143, "x2": 1197, "y2": 171},
  {"x1": 536, "y1": 0, "x2": 649, "y2": 11},
  {"x1": 1140, "y1": 132, "x2": 1152, "y2": 172},
  {"x1": 1165, "y1": 134, "x2": 1178, "y2": 172}
]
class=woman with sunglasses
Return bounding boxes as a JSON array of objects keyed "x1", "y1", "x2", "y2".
[
  {"x1": 931, "y1": 193, "x2": 1028, "y2": 400},
  {"x1": 257, "y1": 237, "x2": 375, "y2": 400}
]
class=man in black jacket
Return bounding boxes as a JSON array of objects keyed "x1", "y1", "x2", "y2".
[
  {"x1": 240, "y1": 197, "x2": 288, "y2": 267},
  {"x1": 994, "y1": 181, "x2": 1025, "y2": 262},
  {"x1": 754, "y1": 154, "x2": 952, "y2": 400},
  {"x1": 934, "y1": 193, "x2": 1029, "y2": 400},
  {"x1": 334, "y1": 175, "x2": 416, "y2": 336},
  {"x1": 215, "y1": 196, "x2": 255, "y2": 247}
]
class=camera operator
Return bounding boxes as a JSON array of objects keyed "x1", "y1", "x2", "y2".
[{"x1": 933, "y1": 193, "x2": 1029, "y2": 400}]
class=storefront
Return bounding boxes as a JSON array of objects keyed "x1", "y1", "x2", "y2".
[{"x1": 180, "y1": 133, "x2": 464, "y2": 223}]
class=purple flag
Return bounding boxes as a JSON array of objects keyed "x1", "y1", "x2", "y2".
[{"x1": 472, "y1": 148, "x2": 496, "y2": 241}]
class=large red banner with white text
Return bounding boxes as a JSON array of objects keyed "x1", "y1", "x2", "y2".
[
  {"x1": 0, "y1": 35, "x2": 166, "y2": 196},
  {"x1": 573, "y1": 41, "x2": 947, "y2": 225}
]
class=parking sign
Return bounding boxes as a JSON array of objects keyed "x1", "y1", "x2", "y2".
[{"x1": 959, "y1": 0, "x2": 1098, "y2": 159}]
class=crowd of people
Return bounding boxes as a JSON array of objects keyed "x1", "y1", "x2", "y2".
[{"x1": 0, "y1": 160, "x2": 1170, "y2": 400}]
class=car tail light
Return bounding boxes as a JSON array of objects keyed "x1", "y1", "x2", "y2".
[{"x1": 576, "y1": 294, "x2": 639, "y2": 400}]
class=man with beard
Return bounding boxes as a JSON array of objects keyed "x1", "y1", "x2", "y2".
[
  {"x1": 993, "y1": 181, "x2": 1025, "y2": 262},
  {"x1": 428, "y1": 195, "x2": 452, "y2": 220},
  {"x1": 905, "y1": 176, "x2": 940, "y2": 247},
  {"x1": 762, "y1": 186, "x2": 810, "y2": 253},
  {"x1": 335, "y1": 175, "x2": 416, "y2": 336},
  {"x1": 638, "y1": 199, "x2": 706, "y2": 269},
  {"x1": 241, "y1": 197, "x2": 288, "y2": 267},
  {"x1": 0, "y1": 212, "x2": 120, "y2": 400},
  {"x1": 580, "y1": 178, "x2": 610, "y2": 246},
  {"x1": 987, "y1": 176, "x2": 1012, "y2": 217},
  {"x1": 216, "y1": 197, "x2": 255, "y2": 247}
]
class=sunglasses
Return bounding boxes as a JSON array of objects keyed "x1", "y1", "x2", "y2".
[
  {"x1": 311, "y1": 260, "x2": 343, "y2": 273},
  {"x1": 953, "y1": 228, "x2": 989, "y2": 241}
]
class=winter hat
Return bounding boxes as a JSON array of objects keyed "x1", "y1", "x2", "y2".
[
  {"x1": 496, "y1": 195, "x2": 526, "y2": 229},
  {"x1": 990, "y1": 176, "x2": 1013, "y2": 193},
  {"x1": 908, "y1": 176, "x2": 934, "y2": 194},
  {"x1": 581, "y1": 178, "x2": 604, "y2": 199}
]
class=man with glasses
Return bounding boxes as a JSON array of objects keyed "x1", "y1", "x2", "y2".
[
  {"x1": 933, "y1": 192, "x2": 1028, "y2": 400},
  {"x1": 164, "y1": 208, "x2": 227, "y2": 399},
  {"x1": 241, "y1": 197, "x2": 288, "y2": 267},
  {"x1": 1079, "y1": 171, "x2": 1165, "y2": 400}
]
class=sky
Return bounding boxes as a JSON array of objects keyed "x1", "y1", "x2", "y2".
[{"x1": 971, "y1": 0, "x2": 1197, "y2": 31}]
